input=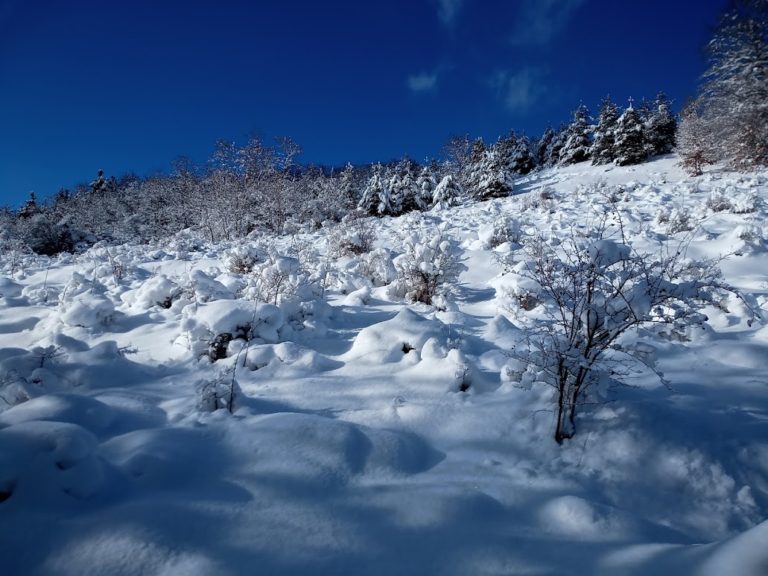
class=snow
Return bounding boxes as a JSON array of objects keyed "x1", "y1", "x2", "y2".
[{"x1": 0, "y1": 155, "x2": 767, "y2": 575}]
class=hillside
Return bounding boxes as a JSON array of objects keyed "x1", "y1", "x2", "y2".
[{"x1": 1, "y1": 155, "x2": 767, "y2": 576}]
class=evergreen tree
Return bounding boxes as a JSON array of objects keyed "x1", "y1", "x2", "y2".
[
  {"x1": 535, "y1": 127, "x2": 556, "y2": 167},
  {"x1": 613, "y1": 101, "x2": 648, "y2": 166},
  {"x1": 467, "y1": 147, "x2": 513, "y2": 199},
  {"x1": 559, "y1": 104, "x2": 592, "y2": 165},
  {"x1": 497, "y1": 131, "x2": 535, "y2": 175},
  {"x1": 358, "y1": 164, "x2": 385, "y2": 216},
  {"x1": 461, "y1": 138, "x2": 487, "y2": 190},
  {"x1": 337, "y1": 163, "x2": 359, "y2": 211},
  {"x1": 431, "y1": 174, "x2": 463, "y2": 210},
  {"x1": 546, "y1": 124, "x2": 569, "y2": 167},
  {"x1": 644, "y1": 92, "x2": 677, "y2": 156},
  {"x1": 18, "y1": 192, "x2": 38, "y2": 219},
  {"x1": 389, "y1": 157, "x2": 420, "y2": 214},
  {"x1": 378, "y1": 165, "x2": 397, "y2": 216},
  {"x1": 415, "y1": 164, "x2": 437, "y2": 210},
  {"x1": 90, "y1": 170, "x2": 108, "y2": 195},
  {"x1": 591, "y1": 96, "x2": 620, "y2": 165}
]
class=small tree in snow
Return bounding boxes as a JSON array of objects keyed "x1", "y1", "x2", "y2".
[
  {"x1": 511, "y1": 215, "x2": 755, "y2": 443},
  {"x1": 677, "y1": 99, "x2": 718, "y2": 176}
]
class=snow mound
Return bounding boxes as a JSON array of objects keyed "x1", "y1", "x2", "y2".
[
  {"x1": 0, "y1": 394, "x2": 115, "y2": 432},
  {"x1": 0, "y1": 420, "x2": 103, "y2": 502},
  {"x1": 538, "y1": 495, "x2": 631, "y2": 541},
  {"x1": 59, "y1": 273, "x2": 114, "y2": 328},
  {"x1": 244, "y1": 342, "x2": 341, "y2": 374},
  {"x1": 346, "y1": 308, "x2": 449, "y2": 363},
  {"x1": 699, "y1": 519, "x2": 768, "y2": 576},
  {"x1": 181, "y1": 299, "x2": 286, "y2": 357},
  {"x1": 188, "y1": 269, "x2": 233, "y2": 302},
  {"x1": 238, "y1": 413, "x2": 442, "y2": 485},
  {"x1": 122, "y1": 274, "x2": 181, "y2": 309}
]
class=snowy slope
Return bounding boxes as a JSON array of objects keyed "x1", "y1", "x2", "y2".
[{"x1": 1, "y1": 156, "x2": 767, "y2": 576}]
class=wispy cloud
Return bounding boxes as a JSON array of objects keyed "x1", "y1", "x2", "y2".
[
  {"x1": 435, "y1": 0, "x2": 464, "y2": 27},
  {"x1": 490, "y1": 67, "x2": 547, "y2": 112},
  {"x1": 407, "y1": 71, "x2": 439, "y2": 93},
  {"x1": 511, "y1": 0, "x2": 585, "y2": 46}
]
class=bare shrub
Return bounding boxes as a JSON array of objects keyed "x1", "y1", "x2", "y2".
[
  {"x1": 196, "y1": 369, "x2": 241, "y2": 413},
  {"x1": 328, "y1": 211, "x2": 376, "y2": 258},
  {"x1": 511, "y1": 217, "x2": 756, "y2": 444}
]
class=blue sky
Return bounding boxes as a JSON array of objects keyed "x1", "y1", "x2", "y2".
[{"x1": 0, "y1": 0, "x2": 727, "y2": 208}]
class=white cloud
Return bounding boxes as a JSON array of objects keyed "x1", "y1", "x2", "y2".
[
  {"x1": 511, "y1": 0, "x2": 585, "y2": 45},
  {"x1": 408, "y1": 71, "x2": 439, "y2": 93},
  {"x1": 491, "y1": 67, "x2": 547, "y2": 112},
  {"x1": 435, "y1": 0, "x2": 464, "y2": 27}
]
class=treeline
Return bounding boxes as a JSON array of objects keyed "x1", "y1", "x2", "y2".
[{"x1": 1, "y1": 93, "x2": 677, "y2": 255}]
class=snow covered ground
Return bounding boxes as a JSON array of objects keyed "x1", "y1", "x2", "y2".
[{"x1": 1, "y1": 156, "x2": 767, "y2": 575}]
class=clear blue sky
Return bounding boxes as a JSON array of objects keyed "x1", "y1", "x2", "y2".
[{"x1": 0, "y1": 0, "x2": 727, "y2": 208}]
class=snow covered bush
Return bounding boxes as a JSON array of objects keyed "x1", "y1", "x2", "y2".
[
  {"x1": 180, "y1": 299, "x2": 285, "y2": 360},
  {"x1": 392, "y1": 226, "x2": 463, "y2": 305},
  {"x1": 358, "y1": 248, "x2": 397, "y2": 287},
  {"x1": 730, "y1": 189, "x2": 760, "y2": 214},
  {"x1": 223, "y1": 245, "x2": 262, "y2": 274},
  {"x1": 511, "y1": 220, "x2": 754, "y2": 444},
  {"x1": 327, "y1": 211, "x2": 376, "y2": 257},
  {"x1": 706, "y1": 191, "x2": 733, "y2": 212},
  {"x1": 656, "y1": 207, "x2": 693, "y2": 235},
  {"x1": 58, "y1": 273, "x2": 114, "y2": 328},
  {"x1": 196, "y1": 370, "x2": 241, "y2": 413},
  {"x1": 244, "y1": 251, "x2": 313, "y2": 306},
  {"x1": 479, "y1": 216, "x2": 523, "y2": 249}
]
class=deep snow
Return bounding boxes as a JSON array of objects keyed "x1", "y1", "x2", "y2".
[{"x1": 1, "y1": 156, "x2": 767, "y2": 575}]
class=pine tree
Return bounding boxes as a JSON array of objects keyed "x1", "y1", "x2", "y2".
[
  {"x1": 415, "y1": 164, "x2": 437, "y2": 210},
  {"x1": 389, "y1": 157, "x2": 421, "y2": 214},
  {"x1": 378, "y1": 165, "x2": 397, "y2": 216},
  {"x1": 535, "y1": 128, "x2": 556, "y2": 167},
  {"x1": 644, "y1": 92, "x2": 677, "y2": 156},
  {"x1": 431, "y1": 174, "x2": 464, "y2": 210},
  {"x1": 90, "y1": 170, "x2": 108, "y2": 195},
  {"x1": 559, "y1": 104, "x2": 592, "y2": 165},
  {"x1": 591, "y1": 96, "x2": 620, "y2": 165},
  {"x1": 462, "y1": 138, "x2": 487, "y2": 190},
  {"x1": 467, "y1": 147, "x2": 513, "y2": 200},
  {"x1": 497, "y1": 131, "x2": 535, "y2": 175},
  {"x1": 337, "y1": 163, "x2": 359, "y2": 211},
  {"x1": 358, "y1": 164, "x2": 385, "y2": 216},
  {"x1": 546, "y1": 124, "x2": 569, "y2": 167},
  {"x1": 18, "y1": 192, "x2": 38, "y2": 219},
  {"x1": 613, "y1": 101, "x2": 647, "y2": 166}
]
